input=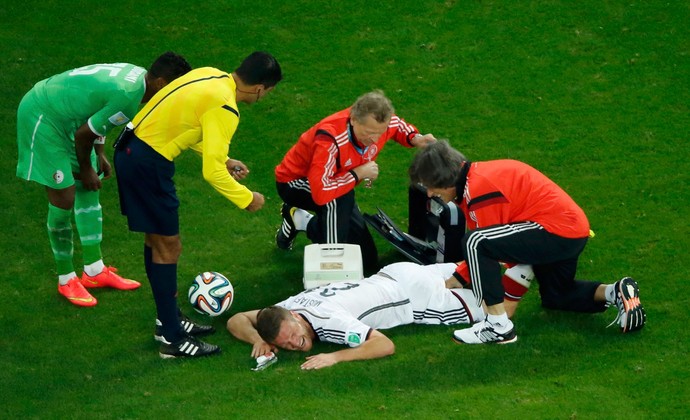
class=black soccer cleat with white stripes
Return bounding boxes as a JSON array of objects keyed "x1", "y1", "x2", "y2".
[
  {"x1": 159, "y1": 335, "x2": 221, "y2": 359},
  {"x1": 276, "y1": 203, "x2": 298, "y2": 250},
  {"x1": 154, "y1": 314, "x2": 215, "y2": 344}
]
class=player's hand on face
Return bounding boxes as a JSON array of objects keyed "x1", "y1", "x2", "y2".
[
  {"x1": 251, "y1": 341, "x2": 277, "y2": 359},
  {"x1": 301, "y1": 353, "x2": 339, "y2": 370},
  {"x1": 244, "y1": 191, "x2": 265, "y2": 212},
  {"x1": 227, "y1": 159, "x2": 249, "y2": 180}
]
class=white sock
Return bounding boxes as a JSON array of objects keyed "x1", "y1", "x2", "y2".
[
  {"x1": 487, "y1": 313, "x2": 512, "y2": 331},
  {"x1": 84, "y1": 260, "x2": 105, "y2": 277},
  {"x1": 605, "y1": 284, "x2": 616, "y2": 304},
  {"x1": 293, "y1": 209, "x2": 313, "y2": 231},
  {"x1": 58, "y1": 272, "x2": 78, "y2": 286}
]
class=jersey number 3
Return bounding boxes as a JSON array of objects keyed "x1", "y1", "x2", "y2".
[{"x1": 319, "y1": 282, "x2": 360, "y2": 297}]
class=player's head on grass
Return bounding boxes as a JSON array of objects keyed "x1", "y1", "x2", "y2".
[
  {"x1": 256, "y1": 306, "x2": 315, "y2": 351},
  {"x1": 233, "y1": 51, "x2": 283, "y2": 104}
]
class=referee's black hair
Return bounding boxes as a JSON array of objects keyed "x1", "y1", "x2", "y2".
[
  {"x1": 148, "y1": 51, "x2": 192, "y2": 83},
  {"x1": 235, "y1": 51, "x2": 283, "y2": 88}
]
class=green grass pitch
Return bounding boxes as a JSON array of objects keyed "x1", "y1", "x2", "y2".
[{"x1": 0, "y1": 0, "x2": 688, "y2": 418}]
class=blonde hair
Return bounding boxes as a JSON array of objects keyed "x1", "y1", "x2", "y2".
[{"x1": 351, "y1": 90, "x2": 394, "y2": 123}]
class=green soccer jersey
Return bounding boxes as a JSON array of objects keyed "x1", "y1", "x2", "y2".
[
  {"x1": 31, "y1": 62, "x2": 147, "y2": 136},
  {"x1": 17, "y1": 62, "x2": 147, "y2": 188}
]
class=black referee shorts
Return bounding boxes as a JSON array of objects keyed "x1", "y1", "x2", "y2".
[{"x1": 114, "y1": 135, "x2": 179, "y2": 236}]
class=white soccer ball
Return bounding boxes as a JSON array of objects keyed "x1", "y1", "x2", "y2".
[{"x1": 188, "y1": 271, "x2": 234, "y2": 317}]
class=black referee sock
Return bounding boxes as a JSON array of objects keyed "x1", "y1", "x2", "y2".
[{"x1": 149, "y1": 262, "x2": 184, "y2": 343}]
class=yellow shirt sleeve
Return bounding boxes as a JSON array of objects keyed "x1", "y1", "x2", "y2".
[{"x1": 199, "y1": 106, "x2": 253, "y2": 208}]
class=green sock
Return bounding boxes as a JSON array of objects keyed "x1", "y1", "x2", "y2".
[
  {"x1": 74, "y1": 182, "x2": 102, "y2": 265},
  {"x1": 47, "y1": 203, "x2": 74, "y2": 276}
]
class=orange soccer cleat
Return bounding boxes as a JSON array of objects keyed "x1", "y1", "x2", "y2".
[
  {"x1": 80, "y1": 266, "x2": 141, "y2": 290},
  {"x1": 58, "y1": 277, "x2": 98, "y2": 307}
]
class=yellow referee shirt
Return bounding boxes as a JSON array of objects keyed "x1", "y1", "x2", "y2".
[{"x1": 132, "y1": 67, "x2": 252, "y2": 208}]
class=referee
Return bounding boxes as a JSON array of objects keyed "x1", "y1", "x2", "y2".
[{"x1": 114, "y1": 52, "x2": 282, "y2": 358}]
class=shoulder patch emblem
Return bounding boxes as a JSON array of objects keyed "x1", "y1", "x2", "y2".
[
  {"x1": 347, "y1": 332, "x2": 362, "y2": 345},
  {"x1": 108, "y1": 112, "x2": 129, "y2": 126}
]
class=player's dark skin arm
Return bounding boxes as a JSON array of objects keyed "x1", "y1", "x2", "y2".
[
  {"x1": 94, "y1": 143, "x2": 112, "y2": 179},
  {"x1": 74, "y1": 123, "x2": 101, "y2": 191},
  {"x1": 73, "y1": 74, "x2": 167, "y2": 192}
]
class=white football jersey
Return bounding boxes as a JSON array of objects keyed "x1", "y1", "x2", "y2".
[{"x1": 276, "y1": 262, "x2": 482, "y2": 347}]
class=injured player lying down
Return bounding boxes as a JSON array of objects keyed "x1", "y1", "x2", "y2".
[{"x1": 226, "y1": 261, "x2": 485, "y2": 370}]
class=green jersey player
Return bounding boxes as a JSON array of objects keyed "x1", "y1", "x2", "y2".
[{"x1": 16, "y1": 52, "x2": 191, "y2": 307}]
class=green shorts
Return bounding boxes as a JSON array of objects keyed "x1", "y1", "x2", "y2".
[{"x1": 16, "y1": 91, "x2": 96, "y2": 190}]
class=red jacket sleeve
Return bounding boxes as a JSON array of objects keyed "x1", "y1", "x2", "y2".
[{"x1": 388, "y1": 115, "x2": 419, "y2": 147}]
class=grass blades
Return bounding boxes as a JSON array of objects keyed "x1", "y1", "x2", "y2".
[{"x1": 1, "y1": 0, "x2": 688, "y2": 418}]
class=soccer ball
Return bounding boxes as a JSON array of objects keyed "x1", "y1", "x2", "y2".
[{"x1": 188, "y1": 271, "x2": 234, "y2": 317}]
